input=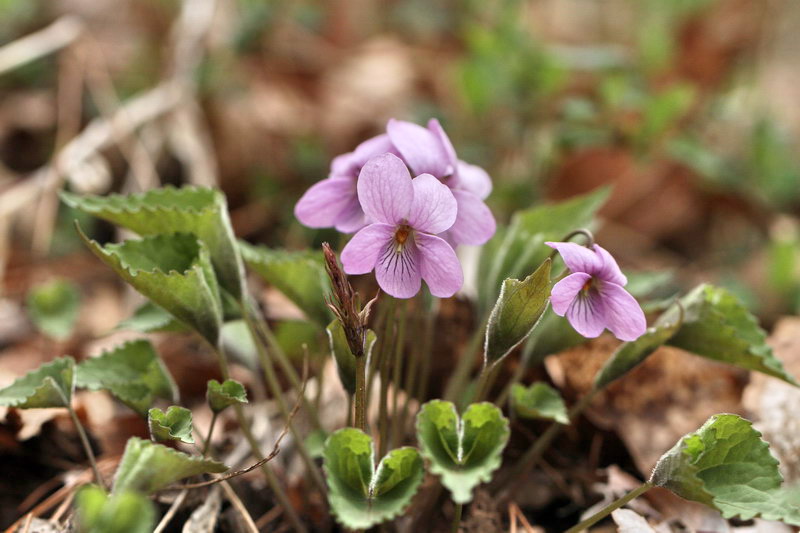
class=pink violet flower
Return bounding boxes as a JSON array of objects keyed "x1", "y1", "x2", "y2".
[
  {"x1": 546, "y1": 242, "x2": 646, "y2": 341},
  {"x1": 387, "y1": 118, "x2": 496, "y2": 246},
  {"x1": 341, "y1": 153, "x2": 464, "y2": 299},
  {"x1": 294, "y1": 134, "x2": 397, "y2": 233}
]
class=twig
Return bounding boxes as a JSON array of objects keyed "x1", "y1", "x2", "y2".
[
  {"x1": 0, "y1": 16, "x2": 84, "y2": 74},
  {"x1": 152, "y1": 490, "x2": 188, "y2": 533},
  {"x1": 220, "y1": 481, "x2": 259, "y2": 533}
]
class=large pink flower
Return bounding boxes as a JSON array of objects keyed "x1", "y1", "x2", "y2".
[
  {"x1": 546, "y1": 242, "x2": 646, "y2": 341},
  {"x1": 341, "y1": 153, "x2": 463, "y2": 299}
]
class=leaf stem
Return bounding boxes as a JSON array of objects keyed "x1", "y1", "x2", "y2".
[
  {"x1": 564, "y1": 482, "x2": 653, "y2": 533},
  {"x1": 65, "y1": 403, "x2": 103, "y2": 488},
  {"x1": 355, "y1": 353, "x2": 367, "y2": 432},
  {"x1": 202, "y1": 411, "x2": 218, "y2": 457},
  {"x1": 390, "y1": 299, "x2": 409, "y2": 448},
  {"x1": 378, "y1": 297, "x2": 397, "y2": 457},
  {"x1": 444, "y1": 314, "x2": 489, "y2": 405},
  {"x1": 451, "y1": 503, "x2": 463, "y2": 533}
]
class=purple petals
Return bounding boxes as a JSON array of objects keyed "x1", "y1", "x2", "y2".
[
  {"x1": 387, "y1": 119, "x2": 451, "y2": 178},
  {"x1": 375, "y1": 240, "x2": 422, "y2": 299},
  {"x1": 416, "y1": 233, "x2": 463, "y2": 298},
  {"x1": 456, "y1": 161, "x2": 492, "y2": 200},
  {"x1": 427, "y1": 118, "x2": 458, "y2": 176},
  {"x1": 294, "y1": 177, "x2": 358, "y2": 229},
  {"x1": 565, "y1": 290, "x2": 607, "y2": 338},
  {"x1": 448, "y1": 190, "x2": 496, "y2": 246},
  {"x1": 592, "y1": 244, "x2": 627, "y2": 286},
  {"x1": 341, "y1": 223, "x2": 395, "y2": 275},
  {"x1": 551, "y1": 272, "x2": 592, "y2": 316},
  {"x1": 596, "y1": 282, "x2": 647, "y2": 341},
  {"x1": 407, "y1": 174, "x2": 457, "y2": 235},
  {"x1": 545, "y1": 242, "x2": 603, "y2": 276},
  {"x1": 357, "y1": 153, "x2": 413, "y2": 225}
]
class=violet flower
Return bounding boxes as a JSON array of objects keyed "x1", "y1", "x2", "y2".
[
  {"x1": 546, "y1": 242, "x2": 646, "y2": 341},
  {"x1": 340, "y1": 153, "x2": 463, "y2": 299},
  {"x1": 294, "y1": 134, "x2": 397, "y2": 233},
  {"x1": 387, "y1": 118, "x2": 496, "y2": 246}
]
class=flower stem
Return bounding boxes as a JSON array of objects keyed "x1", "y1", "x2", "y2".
[
  {"x1": 378, "y1": 297, "x2": 397, "y2": 456},
  {"x1": 444, "y1": 314, "x2": 489, "y2": 405},
  {"x1": 390, "y1": 300, "x2": 408, "y2": 448},
  {"x1": 451, "y1": 503, "x2": 463, "y2": 533},
  {"x1": 65, "y1": 403, "x2": 103, "y2": 487},
  {"x1": 202, "y1": 411, "x2": 218, "y2": 457},
  {"x1": 564, "y1": 482, "x2": 653, "y2": 533},
  {"x1": 354, "y1": 354, "x2": 367, "y2": 432}
]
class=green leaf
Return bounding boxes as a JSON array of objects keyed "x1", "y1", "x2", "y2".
[
  {"x1": 76, "y1": 340, "x2": 177, "y2": 417},
  {"x1": 416, "y1": 400, "x2": 510, "y2": 504},
  {"x1": 651, "y1": 414, "x2": 800, "y2": 525},
  {"x1": 26, "y1": 279, "x2": 80, "y2": 340},
  {"x1": 478, "y1": 186, "x2": 610, "y2": 310},
  {"x1": 593, "y1": 308, "x2": 682, "y2": 390},
  {"x1": 323, "y1": 428, "x2": 424, "y2": 529},
  {"x1": 667, "y1": 284, "x2": 799, "y2": 386},
  {"x1": 0, "y1": 357, "x2": 75, "y2": 408},
  {"x1": 113, "y1": 437, "x2": 227, "y2": 494},
  {"x1": 484, "y1": 259, "x2": 551, "y2": 367},
  {"x1": 76, "y1": 485, "x2": 155, "y2": 533},
  {"x1": 510, "y1": 383, "x2": 568, "y2": 424},
  {"x1": 326, "y1": 319, "x2": 377, "y2": 395},
  {"x1": 77, "y1": 226, "x2": 223, "y2": 345},
  {"x1": 239, "y1": 241, "x2": 331, "y2": 327},
  {"x1": 61, "y1": 186, "x2": 245, "y2": 300},
  {"x1": 148, "y1": 406, "x2": 194, "y2": 444},
  {"x1": 117, "y1": 301, "x2": 188, "y2": 334},
  {"x1": 206, "y1": 379, "x2": 248, "y2": 413}
]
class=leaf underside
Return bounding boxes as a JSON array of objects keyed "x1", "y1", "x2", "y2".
[{"x1": 510, "y1": 383, "x2": 569, "y2": 424}]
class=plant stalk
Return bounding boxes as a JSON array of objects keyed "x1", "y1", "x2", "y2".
[
  {"x1": 443, "y1": 315, "x2": 489, "y2": 404},
  {"x1": 202, "y1": 411, "x2": 218, "y2": 457},
  {"x1": 355, "y1": 354, "x2": 367, "y2": 432},
  {"x1": 564, "y1": 482, "x2": 653, "y2": 533},
  {"x1": 451, "y1": 503, "x2": 463, "y2": 533},
  {"x1": 65, "y1": 403, "x2": 103, "y2": 487},
  {"x1": 390, "y1": 300, "x2": 408, "y2": 448}
]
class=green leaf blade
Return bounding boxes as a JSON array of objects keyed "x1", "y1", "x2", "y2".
[
  {"x1": 0, "y1": 357, "x2": 75, "y2": 409},
  {"x1": 206, "y1": 379, "x2": 248, "y2": 413},
  {"x1": 76, "y1": 340, "x2": 177, "y2": 416},
  {"x1": 148, "y1": 406, "x2": 195, "y2": 444},
  {"x1": 327, "y1": 320, "x2": 377, "y2": 395},
  {"x1": 76, "y1": 485, "x2": 155, "y2": 533},
  {"x1": 26, "y1": 279, "x2": 80, "y2": 340},
  {"x1": 511, "y1": 382, "x2": 568, "y2": 424},
  {"x1": 485, "y1": 259, "x2": 552, "y2": 367},
  {"x1": 113, "y1": 437, "x2": 227, "y2": 494}
]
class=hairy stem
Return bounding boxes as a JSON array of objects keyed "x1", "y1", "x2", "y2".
[
  {"x1": 202, "y1": 411, "x2": 218, "y2": 457},
  {"x1": 355, "y1": 354, "x2": 367, "y2": 432},
  {"x1": 451, "y1": 503, "x2": 463, "y2": 533},
  {"x1": 564, "y1": 482, "x2": 653, "y2": 533},
  {"x1": 65, "y1": 403, "x2": 103, "y2": 488}
]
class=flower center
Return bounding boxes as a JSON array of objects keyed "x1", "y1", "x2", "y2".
[
  {"x1": 394, "y1": 224, "x2": 411, "y2": 252},
  {"x1": 582, "y1": 278, "x2": 594, "y2": 293}
]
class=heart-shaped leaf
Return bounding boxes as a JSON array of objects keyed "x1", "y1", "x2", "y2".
[
  {"x1": 76, "y1": 484, "x2": 155, "y2": 533},
  {"x1": 113, "y1": 437, "x2": 227, "y2": 494},
  {"x1": 484, "y1": 258, "x2": 551, "y2": 368},
  {"x1": 26, "y1": 279, "x2": 81, "y2": 340},
  {"x1": 77, "y1": 226, "x2": 223, "y2": 345},
  {"x1": 0, "y1": 357, "x2": 75, "y2": 409},
  {"x1": 206, "y1": 379, "x2": 248, "y2": 413},
  {"x1": 61, "y1": 186, "x2": 245, "y2": 300},
  {"x1": 117, "y1": 301, "x2": 188, "y2": 334},
  {"x1": 478, "y1": 186, "x2": 610, "y2": 311},
  {"x1": 148, "y1": 406, "x2": 194, "y2": 444},
  {"x1": 416, "y1": 400, "x2": 510, "y2": 504},
  {"x1": 76, "y1": 340, "x2": 177, "y2": 417},
  {"x1": 593, "y1": 307, "x2": 682, "y2": 390},
  {"x1": 239, "y1": 241, "x2": 331, "y2": 327},
  {"x1": 667, "y1": 284, "x2": 798, "y2": 386},
  {"x1": 651, "y1": 414, "x2": 800, "y2": 525},
  {"x1": 323, "y1": 428, "x2": 424, "y2": 530},
  {"x1": 511, "y1": 383, "x2": 568, "y2": 424},
  {"x1": 326, "y1": 319, "x2": 377, "y2": 395}
]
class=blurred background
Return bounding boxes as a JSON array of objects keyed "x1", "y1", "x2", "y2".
[
  {"x1": 1, "y1": 0, "x2": 800, "y2": 529},
  {"x1": 1, "y1": 0, "x2": 799, "y2": 319}
]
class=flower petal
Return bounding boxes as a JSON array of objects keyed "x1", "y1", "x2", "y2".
[
  {"x1": 565, "y1": 290, "x2": 607, "y2": 338},
  {"x1": 341, "y1": 223, "x2": 395, "y2": 275},
  {"x1": 597, "y1": 282, "x2": 646, "y2": 341},
  {"x1": 330, "y1": 134, "x2": 398, "y2": 178},
  {"x1": 334, "y1": 201, "x2": 368, "y2": 233},
  {"x1": 357, "y1": 153, "x2": 413, "y2": 225},
  {"x1": 386, "y1": 118, "x2": 450, "y2": 178},
  {"x1": 416, "y1": 233, "x2": 463, "y2": 298},
  {"x1": 550, "y1": 272, "x2": 592, "y2": 316},
  {"x1": 375, "y1": 240, "x2": 422, "y2": 299},
  {"x1": 455, "y1": 160, "x2": 492, "y2": 199},
  {"x1": 427, "y1": 118, "x2": 458, "y2": 176},
  {"x1": 447, "y1": 190, "x2": 496, "y2": 245},
  {"x1": 406, "y1": 174, "x2": 457, "y2": 234},
  {"x1": 295, "y1": 177, "x2": 358, "y2": 228},
  {"x1": 545, "y1": 242, "x2": 604, "y2": 275},
  {"x1": 592, "y1": 244, "x2": 627, "y2": 286}
]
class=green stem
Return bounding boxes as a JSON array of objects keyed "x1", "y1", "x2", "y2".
[
  {"x1": 444, "y1": 315, "x2": 489, "y2": 404},
  {"x1": 390, "y1": 300, "x2": 408, "y2": 448},
  {"x1": 240, "y1": 312, "x2": 328, "y2": 495},
  {"x1": 378, "y1": 298, "x2": 397, "y2": 457},
  {"x1": 66, "y1": 403, "x2": 103, "y2": 487},
  {"x1": 355, "y1": 354, "x2": 367, "y2": 431},
  {"x1": 202, "y1": 412, "x2": 218, "y2": 457},
  {"x1": 415, "y1": 301, "x2": 436, "y2": 402},
  {"x1": 564, "y1": 482, "x2": 653, "y2": 533},
  {"x1": 451, "y1": 503, "x2": 463, "y2": 533}
]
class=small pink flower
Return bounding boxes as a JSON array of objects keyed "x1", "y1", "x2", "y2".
[
  {"x1": 341, "y1": 153, "x2": 463, "y2": 299},
  {"x1": 546, "y1": 242, "x2": 646, "y2": 341}
]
